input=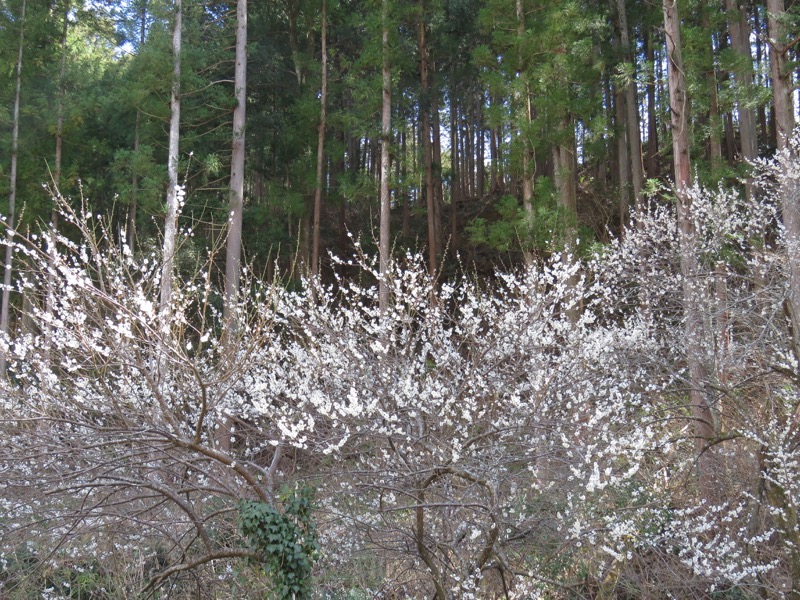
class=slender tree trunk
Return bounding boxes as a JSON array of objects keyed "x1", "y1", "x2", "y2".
[
  {"x1": 128, "y1": 2, "x2": 148, "y2": 252},
  {"x1": 312, "y1": 0, "x2": 327, "y2": 276},
  {"x1": 286, "y1": 0, "x2": 306, "y2": 86},
  {"x1": 379, "y1": 0, "x2": 391, "y2": 312},
  {"x1": 219, "y1": 0, "x2": 247, "y2": 452},
  {"x1": 644, "y1": 29, "x2": 660, "y2": 179},
  {"x1": 419, "y1": 9, "x2": 437, "y2": 277},
  {"x1": 615, "y1": 82, "x2": 632, "y2": 229},
  {"x1": 476, "y1": 97, "x2": 485, "y2": 199},
  {"x1": 0, "y1": 0, "x2": 26, "y2": 375},
  {"x1": 664, "y1": 0, "x2": 716, "y2": 496},
  {"x1": 753, "y1": 12, "x2": 769, "y2": 143},
  {"x1": 43, "y1": 1, "x2": 70, "y2": 361},
  {"x1": 224, "y1": 0, "x2": 247, "y2": 325},
  {"x1": 449, "y1": 93, "x2": 459, "y2": 258},
  {"x1": 54, "y1": 3, "x2": 68, "y2": 197},
  {"x1": 490, "y1": 93, "x2": 500, "y2": 193},
  {"x1": 432, "y1": 90, "x2": 443, "y2": 258},
  {"x1": 160, "y1": 0, "x2": 182, "y2": 313},
  {"x1": 401, "y1": 124, "x2": 410, "y2": 239},
  {"x1": 517, "y1": 0, "x2": 533, "y2": 263},
  {"x1": 703, "y1": 6, "x2": 723, "y2": 173}
]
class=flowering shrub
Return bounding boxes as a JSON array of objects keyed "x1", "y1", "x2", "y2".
[{"x1": 2, "y1": 144, "x2": 800, "y2": 597}]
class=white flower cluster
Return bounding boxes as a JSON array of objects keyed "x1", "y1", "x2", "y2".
[{"x1": 4, "y1": 138, "x2": 800, "y2": 597}]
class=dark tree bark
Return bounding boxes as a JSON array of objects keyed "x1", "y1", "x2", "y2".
[
  {"x1": 725, "y1": 0, "x2": 758, "y2": 166},
  {"x1": 767, "y1": 0, "x2": 795, "y2": 150},
  {"x1": 312, "y1": 0, "x2": 327, "y2": 276},
  {"x1": 614, "y1": 0, "x2": 644, "y2": 221},
  {"x1": 419, "y1": 8, "x2": 437, "y2": 277}
]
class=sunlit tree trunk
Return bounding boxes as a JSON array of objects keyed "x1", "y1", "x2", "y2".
[
  {"x1": 224, "y1": 0, "x2": 248, "y2": 325},
  {"x1": 664, "y1": 0, "x2": 717, "y2": 495},
  {"x1": 0, "y1": 0, "x2": 26, "y2": 376},
  {"x1": 219, "y1": 0, "x2": 248, "y2": 453},
  {"x1": 379, "y1": 0, "x2": 391, "y2": 312},
  {"x1": 160, "y1": 0, "x2": 182, "y2": 313}
]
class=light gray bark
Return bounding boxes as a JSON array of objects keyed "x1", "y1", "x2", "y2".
[
  {"x1": 379, "y1": 0, "x2": 391, "y2": 312},
  {"x1": 160, "y1": 0, "x2": 182, "y2": 312},
  {"x1": 224, "y1": 0, "x2": 247, "y2": 322},
  {"x1": 0, "y1": 0, "x2": 26, "y2": 375}
]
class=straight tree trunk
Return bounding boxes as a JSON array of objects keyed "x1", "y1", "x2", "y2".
[
  {"x1": 128, "y1": 1, "x2": 149, "y2": 252},
  {"x1": 419, "y1": 8, "x2": 437, "y2": 277},
  {"x1": 449, "y1": 93, "x2": 459, "y2": 258},
  {"x1": 664, "y1": 0, "x2": 717, "y2": 496},
  {"x1": 553, "y1": 116, "x2": 577, "y2": 219},
  {"x1": 44, "y1": 1, "x2": 70, "y2": 361},
  {"x1": 767, "y1": 11, "x2": 800, "y2": 592},
  {"x1": 0, "y1": 0, "x2": 26, "y2": 375},
  {"x1": 401, "y1": 125, "x2": 410, "y2": 239},
  {"x1": 753, "y1": 12, "x2": 770, "y2": 142},
  {"x1": 615, "y1": 0, "x2": 644, "y2": 217},
  {"x1": 644, "y1": 29, "x2": 659, "y2": 180},
  {"x1": 767, "y1": 0, "x2": 795, "y2": 150},
  {"x1": 312, "y1": 0, "x2": 327, "y2": 276},
  {"x1": 54, "y1": 2, "x2": 68, "y2": 197},
  {"x1": 703, "y1": 6, "x2": 723, "y2": 173},
  {"x1": 160, "y1": 0, "x2": 183, "y2": 312},
  {"x1": 432, "y1": 90, "x2": 443, "y2": 257},
  {"x1": 725, "y1": 0, "x2": 758, "y2": 165},
  {"x1": 476, "y1": 98, "x2": 485, "y2": 199},
  {"x1": 517, "y1": 0, "x2": 533, "y2": 263},
  {"x1": 224, "y1": 0, "x2": 247, "y2": 317},
  {"x1": 219, "y1": 0, "x2": 248, "y2": 452},
  {"x1": 614, "y1": 83, "x2": 632, "y2": 228},
  {"x1": 379, "y1": 0, "x2": 391, "y2": 312}
]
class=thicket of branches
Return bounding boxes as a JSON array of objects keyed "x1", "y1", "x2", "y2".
[{"x1": 2, "y1": 144, "x2": 800, "y2": 598}]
